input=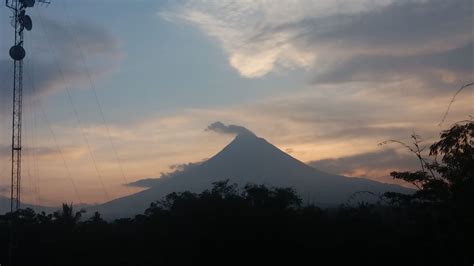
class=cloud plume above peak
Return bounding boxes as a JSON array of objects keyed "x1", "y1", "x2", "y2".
[{"x1": 206, "y1": 121, "x2": 255, "y2": 136}]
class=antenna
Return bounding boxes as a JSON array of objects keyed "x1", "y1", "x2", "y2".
[
  {"x1": 6, "y1": 0, "x2": 49, "y2": 213},
  {"x1": 6, "y1": 1, "x2": 51, "y2": 263}
]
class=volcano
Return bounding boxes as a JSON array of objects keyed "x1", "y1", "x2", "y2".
[
  {"x1": 93, "y1": 132, "x2": 411, "y2": 218},
  {"x1": 0, "y1": 195, "x2": 57, "y2": 214}
]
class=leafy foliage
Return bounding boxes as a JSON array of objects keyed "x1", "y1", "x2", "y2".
[{"x1": 381, "y1": 120, "x2": 473, "y2": 208}]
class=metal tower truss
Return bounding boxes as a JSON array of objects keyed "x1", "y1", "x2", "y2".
[
  {"x1": 6, "y1": 0, "x2": 50, "y2": 212},
  {"x1": 11, "y1": 38, "x2": 23, "y2": 212}
]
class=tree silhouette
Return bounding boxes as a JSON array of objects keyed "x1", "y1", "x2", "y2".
[
  {"x1": 382, "y1": 120, "x2": 473, "y2": 207},
  {"x1": 52, "y1": 203, "x2": 85, "y2": 226}
]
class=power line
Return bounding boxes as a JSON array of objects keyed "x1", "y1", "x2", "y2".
[
  {"x1": 26, "y1": 50, "x2": 42, "y2": 205},
  {"x1": 59, "y1": 0, "x2": 133, "y2": 198},
  {"x1": 26, "y1": 50, "x2": 82, "y2": 204},
  {"x1": 35, "y1": 8, "x2": 110, "y2": 202},
  {"x1": 38, "y1": 100, "x2": 83, "y2": 204}
]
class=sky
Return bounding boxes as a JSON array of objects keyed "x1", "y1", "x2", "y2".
[{"x1": 0, "y1": 0, "x2": 472, "y2": 206}]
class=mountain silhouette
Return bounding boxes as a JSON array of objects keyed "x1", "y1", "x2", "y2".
[
  {"x1": 93, "y1": 132, "x2": 412, "y2": 218},
  {"x1": 0, "y1": 195, "x2": 57, "y2": 214}
]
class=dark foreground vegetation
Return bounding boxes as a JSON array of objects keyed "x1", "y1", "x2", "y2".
[{"x1": 0, "y1": 121, "x2": 472, "y2": 266}]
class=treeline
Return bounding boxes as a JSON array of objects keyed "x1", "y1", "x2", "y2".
[
  {"x1": 0, "y1": 121, "x2": 471, "y2": 266},
  {"x1": 0, "y1": 182, "x2": 469, "y2": 266}
]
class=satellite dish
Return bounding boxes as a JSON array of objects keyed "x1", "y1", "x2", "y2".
[
  {"x1": 20, "y1": 0, "x2": 35, "y2": 7},
  {"x1": 20, "y1": 15, "x2": 33, "y2": 31},
  {"x1": 9, "y1": 45, "x2": 26, "y2": 61}
]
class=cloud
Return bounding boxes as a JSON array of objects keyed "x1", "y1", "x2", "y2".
[
  {"x1": 289, "y1": 0, "x2": 472, "y2": 53},
  {"x1": 128, "y1": 160, "x2": 205, "y2": 188},
  {"x1": 169, "y1": 161, "x2": 203, "y2": 172},
  {"x1": 0, "y1": 18, "x2": 122, "y2": 112},
  {"x1": 162, "y1": 0, "x2": 473, "y2": 82},
  {"x1": 0, "y1": 184, "x2": 37, "y2": 195},
  {"x1": 315, "y1": 41, "x2": 473, "y2": 85},
  {"x1": 21, "y1": 80, "x2": 468, "y2": 204},
  {"x1": 0, "y1": 144, "x2": 86, "y2": 160},
  {"x1": 205, "y1": 121, "x2": 255, "y2": 136},
  {"x1": 0, "y1": 185, "x2": 8, "y2": 194},
  {"x1": 308, "y1": 148, "x2": 420, "y2": 185}
]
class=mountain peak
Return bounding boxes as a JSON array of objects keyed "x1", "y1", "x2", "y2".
[
  {"x1": 99, "y1": 129, "x2": 413, "y2": 218},
  {"x1": 202, "y1": 132, "x2": 317, "y2": 179},
  {"x1": 232, "y1": 130, "x2": 259, "y2": 141},
  {"x1": 223, "y1": 132, "x2": 273, "y2": 153}
]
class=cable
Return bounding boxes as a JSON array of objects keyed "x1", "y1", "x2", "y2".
[
  {"x1": 27, "y1": 50, "x2": 41, "y2": 205},
  {"x1": 59, "y1": 0, "x2": 133, "y2": 198},
  {"x1": 30, "y1": 53, "x2": 42, "y2": 206},
  {"x1": 35, "y1": 9, "x2": 110, "y2": 202},
  {"x1": 39, "y1": 100, "x2": 83, "y2": 204},
  {"x1": 26, "y1": 46, "x2": 83, "y2": 205}
]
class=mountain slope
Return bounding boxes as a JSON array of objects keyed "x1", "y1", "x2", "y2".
[
  {"x1": 93, "y1": 133, "x2": 412, "y2": 218},
  {"x1": 0, "y1": 196, "x2": 58, "y2": 214}
]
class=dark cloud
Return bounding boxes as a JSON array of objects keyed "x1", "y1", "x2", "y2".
[
  {"x1": 0, "y1": 18, "x2": 121, "y2": 112},
  {"x1": 312, "y1": 126, "x2": 419, "y2": 143},
  {"x1": 258, "y1": 93, "x2": 422, "y2": 130},
  {"x1": 0, "y1": 145, "x2": 8, "y2": 158},
  {"x1": 316, "y1": 42, "x2": 474, "y2": 84},
  {"x1": 169, "y1": 161, "x2": 202, "y2": 172},
  {"x1": 254, "y1": 0, "x2": 473, "y2": 85},
  {"x1": 0, "y1": 184, "x2": 37, "y2": 197},
  {"x1": 0, "y1": 185, "x2": 8, "y2": 194},
  {"x1": 308, "y1": 148, "x2": 420, "y2": 179},
  {"x1": 0, "y1": 144, "x2": 74, "y2": 159},
  {"x1": 297, "y1": 0, "x2": 472, "y2": 51},
  {"x1": 205, "y1": 121, "x2": 255, "y2": 136},
  {"x1": 128, "y1": 161, "x2": 205, "y2": 188}
]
